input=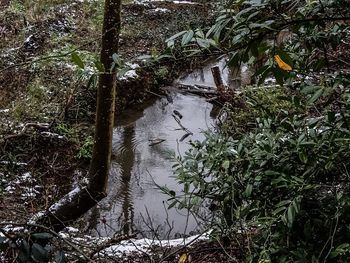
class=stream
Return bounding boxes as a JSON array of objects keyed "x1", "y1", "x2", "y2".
[{"x1": 86, "y1": 59, "x2": 231, "y2": 239}]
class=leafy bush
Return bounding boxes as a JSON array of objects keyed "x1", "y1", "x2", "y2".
[
  {"x1": 162, "y1": 0, "x2": 350, "y2": 261},
  {"x1": 164, "y1": 0, "x2": 349, "y2": 85},
  {"x1": 0, "y1": 231, "x2": 66, "y2": 263},
  {"x1": 168, "y1": 75, "x2": 350, "y2": 261}
]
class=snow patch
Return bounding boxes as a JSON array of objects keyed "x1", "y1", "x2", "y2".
[
  {"x1": 153, "y1": 8, "x2": 170, "y2": 13},
  {"x1": 120, "y1": 63, "x2": 140, "y2": 80},
  {"x1": 28, "y1": 211, "x2": 46, "y2": 224},
  {"x1": 49, "y1": 186, "x2": 81, "y2": 213},
  {"x1": 40, "y1": 131, "x2": 64, "y2": 139},
  {"x1": 100, "y1": 232, "x2": 210, "y2": 256}
]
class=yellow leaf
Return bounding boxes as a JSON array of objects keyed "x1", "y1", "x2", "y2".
[
  {"x1": 178, "y1": 253, "x2": 188, "y2": 263},
  {"x1": 274, "y1": 55, "x2": 292, "y2": 71}
]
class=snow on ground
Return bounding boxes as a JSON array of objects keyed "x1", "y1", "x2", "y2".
[
  {"x1": 49, "y1": 186, "x2": 81, "y2": 212},
  {"x1": 119, "y1": 63, "x2": 140, "y2": 80},
  {"x1": 3, "y1": 172, "x2": 43, "y2": 202},
  {"x1": 100, "y1": 232, "x2": 210, "y2": 256}
]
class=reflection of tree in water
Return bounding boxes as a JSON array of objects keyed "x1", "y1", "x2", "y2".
[{"x1": 116, "y1": 125, "x2": 136, "y2": 235}]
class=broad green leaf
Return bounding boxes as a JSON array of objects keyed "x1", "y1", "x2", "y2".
[
  {"x1": 55, "y1": 251, "x2": 66, "y2": 263},
  {"x1": 137, "y1": 55, "x2": 153, "y2": 61},
  {"x1": 307, "y1": 88, "x2": 323, "y2": 104},
  {"x1": 32, "y1": 233, "x2": 53, "y2": 241},
  {"x1": 287, "y1": 205, "x2": 295, "y2": 228},
  {"x1": 244, "y1": 184, "x2": 253, "y2": 197},
  {"x1": 165, "y1": 31, "x2": 187, "y2": 42},
  {"x1": 117, "y1": 67, "x2": 130, "y2": 79},
  {"x1": 181, "y1": 30, "x2": 194, "y2": 46},
  {"x1": 196, "y1": 38, "x2": 211, "y2": 49},
  {"x1": 94, "y1": 60, "x2": 105, "y2": 72},
  {"x1": 71, "y1": 52, "x2": 84, "y2": 69},
  {"x1": 31, "y1": 243, "x2": 49, "y2": 262},
  {"x1": 0, "y1": 236, "x2": 6, "y2": 244},
  {"x1": 222, "y1": 160, "x2": 230, "y2": 170},
  {"x1": 18, "y1": 240, "x2": 30, "y2": 263}
]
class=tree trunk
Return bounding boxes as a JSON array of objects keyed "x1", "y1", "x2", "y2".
[
  {"x1": 38, "y1": 0, "x2": 121, "y2": 232},
  {"x1": 88, "y1": 0, "x2": 121, "y2": 198}
]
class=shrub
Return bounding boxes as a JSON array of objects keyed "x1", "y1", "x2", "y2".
[{"x1": 166, "y1": 72, "x2": 350, "y2": 262}]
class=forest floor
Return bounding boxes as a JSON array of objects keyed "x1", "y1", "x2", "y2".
[
  {"x1": 0, "y1": 0, "x2": 239, "y2": 262},
  {"x1": 2, "y1": 0, "x2": 349, "y2": 262}
]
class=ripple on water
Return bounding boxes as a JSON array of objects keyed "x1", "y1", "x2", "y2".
[{"x1": 86, "y1": 70, "x2": 221, "y2": 239}]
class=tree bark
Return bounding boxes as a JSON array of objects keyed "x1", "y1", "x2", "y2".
[
  {"x1": 37, "y1": 0, "x2": 121, "y2": 232},
  {"x1": 88, "y1": 0, "x2": 121, "y2": 197}
]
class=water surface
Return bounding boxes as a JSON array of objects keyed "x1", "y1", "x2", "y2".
[{"x1": 87, "y1": 92, "x2": 216, "y2": 238}]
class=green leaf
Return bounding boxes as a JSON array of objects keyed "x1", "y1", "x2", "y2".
[
  {"x1": 244, "y1": 184, "x2": 253, "y2": 197},
  {"x1": 222, "y1": 160, "x2": 230, "y2": 170},
  {"x1": 327, "y1": 111, "x2": 336, "y2": 123},
  {"x1": 196, "y1": 38, "x2": 211, "y2": 49},
  {"x1": 117, "y1": 67, "x2": 130, "y2": 79},
  {"x1": 32, "y1": 233, "x2": 53, "y2": 241},
  {"x1": 181, "y1": 30, "x2": 194, "y2": 46},
  {"x1": 271, "y1": 67, "x2": 289, "y2": 86},
  {"x1": 330, "y1": 243, "x2": 350, "y2": 258},
  {"x1": 299, "y1": 151, "x2": 308, "y2": 163},
  {"x1": 307, "y1": 88, "x2": 323, "y2": 104},
  {"x1": 166, "y1": 31, "x2": 187, "y2": 42},
  {"x1": 287, "y1": 205, "x2": 295, "y2": 228},
  {"x1": 137, "y1": 55, "x2": 153, "y2": 62},
  {"x1": 55, "y1": 251, "x2": 66, "y2": 263},
  {"x1": 18, "y1": 240, "x2": 30, "y2": 263},
  {"x1": 0, "y1": 236, "x2": 6, "y2": 244},
  {"x1": 112, "y1": 53, "x2": 122, "y2": 67},
  {"x1": 71, "y1": 52, "x2": 84, "y2": 69},
  {"x1": 184, "y1": 183, "x2": 189, "y2": 193},
  {"x1": 168, "y1": 200, "x2": 177, "y2": 209},
  {"x1": 272, "y1": 206, "x2": 286, "y2": 215},
  {"x1": 31, "y1": 243, "x2": 49, "y2": 263},
  {"x1": 94, "y1": 60, "x2": 105, "y2": 72}
]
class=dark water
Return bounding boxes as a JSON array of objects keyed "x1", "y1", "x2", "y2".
[{"x1": 85, "y1": 58, "x2": 239, "y2": 239}]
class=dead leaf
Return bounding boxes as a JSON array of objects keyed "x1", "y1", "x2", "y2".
[
  {"x1": 274, "y1": 55, "x2": 292, "y2": 71},
  {"x1": 178, "y1": 253, "x2": 188, "y2": 263}
]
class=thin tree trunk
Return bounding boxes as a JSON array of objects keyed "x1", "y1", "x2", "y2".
[
  {"x1": 37, "y1": 0, "x2": 121, "y2": 232},
  {"x1": 88, "y1": 0, "x2": 121, "y2": 197}
]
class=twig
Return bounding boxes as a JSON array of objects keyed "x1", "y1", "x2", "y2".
[
  {"x1": 171, "y1": 114, "x2": 193, "y2": 136},
  {"x1": 149, "y1": 139, "x2": 166, "y2": 146},
  {"x1": 89, "y1": 233, "x2": 137, "y2": 258}
]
